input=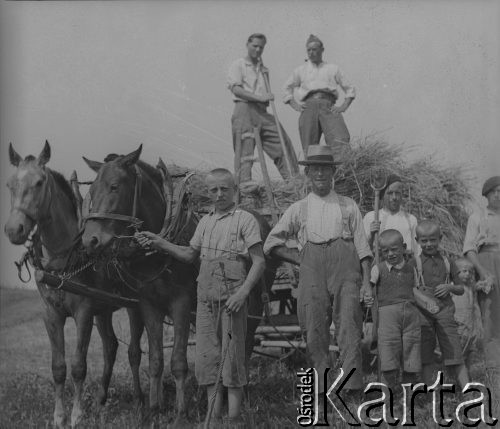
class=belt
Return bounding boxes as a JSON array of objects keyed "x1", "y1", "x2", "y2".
[
  {"x1": 308, "y1": 238, "x2": 338, "y2": 247},
  {"x1": 304, "y1": 91, "x2": 337, "y2": 102}
]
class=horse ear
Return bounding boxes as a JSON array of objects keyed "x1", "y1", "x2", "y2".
[
  {"x1": 37, "y1": 140, "x2": 51, "y2": 166},
  {"x1": 8, "y1": 143, "x2": 22, "y2": 167},
  {"x1": 83, "y1": 156, "x2": 103, "y2": 173},
  {"x1": 119, "y1": 144, "x2": 143, "y2": 167},
  {"x1": 157, "y1": 157, "x2": 167, "y2": 170}
]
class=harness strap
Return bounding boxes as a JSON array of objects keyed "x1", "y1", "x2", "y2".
[{"x1": 84, "y1": 212, "x2": 143, "y2": 227}]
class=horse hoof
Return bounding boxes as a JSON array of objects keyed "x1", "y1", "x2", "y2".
[
  {"x1": 95, "y1": 387, "x2": 108, "y2": 407},
  {"x1": 54, "y1": 411, "x2": 67, "y2": 429},
  {"x1": 133, "y1": 393, "x2": 145, "y2": 411},
  {"x1": 141, "y1": 405, "x2": 160, "y2": 428},
  {"x1": 70, "y1": 407, "x2": 83, "y2": 428},
  {"x1": 170, "y1": 416, "x2": 190, "y2": 429}
]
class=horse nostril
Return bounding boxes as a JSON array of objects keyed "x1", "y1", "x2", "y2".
[
  {"x1": 90, "y1": 236, "x2": 100, "y2": 249},
  {"x1": 18, "y1": 224, "x2": 24, "y2": 236}
]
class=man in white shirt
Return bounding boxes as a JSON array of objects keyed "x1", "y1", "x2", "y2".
[
  {"x1": 363, "y1": 175, "x2": 419, "y2": 257},
  {"x1": 283, "y1": 35, "x2": 355, "y2": 156},
  {"x1": 264, "y1": 145, "x2": 373, "y2": 400},
  {"x1": 227, "y1": 33, "x2": 298, "y2": 185}
]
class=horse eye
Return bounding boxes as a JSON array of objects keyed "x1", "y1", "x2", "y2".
[
  {"x1": 35, "y1": 180, "x2": 43, "y2": 187},
  {"x1": 110, "y1": 183, "x2": 119, "y2": 192}
]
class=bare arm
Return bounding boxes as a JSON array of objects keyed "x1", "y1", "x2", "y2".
[
  {"x1": 270, "y1": 245, "x2": 301, "y2": 266},
  {"x1": 135, "y1": 231, "x2": 199, "y2": 264},
  {"x1": 360, "y1": 257, "x2": 374, "y2": 304},
  {"x1": 225, "y1": 244, "x2": 266, "y2": 313}
]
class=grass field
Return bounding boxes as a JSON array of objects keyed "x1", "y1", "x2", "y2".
[{"x1": 0, "y1": 286, "x2": 495, "y2": 428}]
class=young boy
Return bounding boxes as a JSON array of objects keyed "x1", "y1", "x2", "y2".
[
  {"x1": 370, "y1": 229, "x2": 421, "y2": 390},
  {"x1": 135, "y1": 168, "x2": 265, "y2": 427},
  {"x1": 452, "y1": 258, "x2": 483, "y2": 372},
  {"x1": 411, "y1": 220, "x2": 469, "y2": 388}
]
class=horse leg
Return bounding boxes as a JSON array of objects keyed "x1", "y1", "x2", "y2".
[
  {"x1": 168, "y1": 295, "x2": 191, "y2": 428},
  {"x1": 43, "y1": 309, "x2": 67, "y2": 429},
  {"x1": 70, "y1": 307, "x2": 93, "y2": 428},
  {"x1": 127, "y1": 306, "x2": 145, "y2": 409},
  {"x1": 94, "y1": 311, "x2": 118, "y2": 407},
  {"x1": 141, "y1": 301, "x2": 164, "y2": 426}
]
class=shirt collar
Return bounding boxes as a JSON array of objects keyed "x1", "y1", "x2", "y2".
[
  {"x1": 385, "y1": 260, "x2": 406, "y2": 271},
  {"x1": 309, "y1": 190, "x2": 337, "y2": 201},
  {"x1": 306, "y1": 60, "x2": 326, "y2": 68},
  {"x1": 421, "y1": 252, "x2": 443, "y2": 263},
  {"x1": 209, "y1": 203, "x2": 237, "y2": 219}
]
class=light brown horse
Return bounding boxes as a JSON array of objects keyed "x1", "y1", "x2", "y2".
[
  {"x1": 4, "y1": 141, "x2": 144, "y2": 428},
  {"x1": 80, "y1": 146, "x2": 278, "y2": 427}
]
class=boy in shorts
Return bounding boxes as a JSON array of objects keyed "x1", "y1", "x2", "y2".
[
  {"x1": 411, "y1": 220, "x2": 469, "y2": 388},
  {"x1": 370, "y1": 229, "x2": 421, "y2": 390}
]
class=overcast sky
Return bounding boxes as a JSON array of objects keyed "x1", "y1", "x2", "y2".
[{"x1": 1, "y1": 0, "x2": 499, "y2": 287}]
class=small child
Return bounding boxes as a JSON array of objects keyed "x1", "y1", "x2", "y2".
[
  {"x1": 452, "y1": 258, "x2": 483, "y2": 372},
  {"x1": 411, "y1": 220, "x2": 469, "y2": 389},
  {"x1": 370, "y1": 229, "x2": 421, "y2": 391}
]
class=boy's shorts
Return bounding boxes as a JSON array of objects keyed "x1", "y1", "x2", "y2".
[
  {"x1": 378, "y1": 301, "x2": 421, "y2": 373},
  {"x1": 195, "y1": 300, "x2": 248, "y2": 387},
  {"x1": 420, "y1": 303, "x2": 464, "y2": 366}
]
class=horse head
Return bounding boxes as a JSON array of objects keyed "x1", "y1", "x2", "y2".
[
  {"x1": 81, "y1": 145, "x2": 166, "y2": 255},
  {"x1": 5, "y1": 141, "x2": 53, "y2": 244}
]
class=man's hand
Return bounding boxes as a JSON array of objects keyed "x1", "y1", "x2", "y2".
[
  {"x1": 360, "y1": 281, "x2": 374, "y2": 307},
  {"x1": 476, "y1": 275, "x2": 495, "y2": 294},
  {"x1": 288, "y1": 99, "x2": 305, "y2": 112},
  {"x1": 434, "y1": 283, "x2": 451, "y2": 298},
  {"x1": 369, "y1": 220, "x2": 381, "y2": 235},
  {"x1": 259, "y1": 92, "x2": 274, "y2": 103},
  {"x1": 225, "y1": 288, "x2": 249, "y2": 313},
  {"x1": 134, "y1": 231, "x2": 166, "y2": 252}
]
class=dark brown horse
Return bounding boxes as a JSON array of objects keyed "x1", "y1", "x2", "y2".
[
  {"x1": 81, "y1": 145, "x2": 277, "y2": 426},
  {"x1": 4, "y1": 142, "x2": 143, "y2": 428}
]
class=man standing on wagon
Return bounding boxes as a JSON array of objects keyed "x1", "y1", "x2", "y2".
[
  {"x1": 283, "y1": 35, "x2": 356, "y2": 157},
  {"x1": 263, "y1": 145, "x2": 373, "y2": 401},
  {"x1": 227, "y1": 33, "x2": 298, "y2": 188}
]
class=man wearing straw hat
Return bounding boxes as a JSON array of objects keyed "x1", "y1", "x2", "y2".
[
  {"x1": 283, "y1": 34, "x2": 356, "y2": 156},
  {"x1": 227, "y1": 33, "x2": 298, "y2": 188},
  {"x1": 264, "y1": 145, "x2": 373, "y2": 402}
]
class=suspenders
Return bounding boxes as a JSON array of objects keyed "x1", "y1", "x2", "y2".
[
  {"x1": 414, "y1": 253, "x2": 451, "y2": 288},
  {"x1": 200, "y1": 209, "x2": 243, "y2": 260},
  {"x1": 298, "y1": 195, "x2": 353, "y2": 242}
]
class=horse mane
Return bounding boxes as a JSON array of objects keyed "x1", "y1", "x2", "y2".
[
  {"x1": 48, "y1": 169, "x2": 78, "y2": 215},
  {"x1": 103, "y1": 153, "x2": 162, "y2": 186}
]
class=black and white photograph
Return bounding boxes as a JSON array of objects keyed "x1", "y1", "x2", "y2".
[{"x1": 1, "y1": 1, "x2": 499, "y2": 427}]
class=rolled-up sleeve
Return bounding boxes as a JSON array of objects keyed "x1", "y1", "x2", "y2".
[
  {"x1": 283, "y1": 67, "x2": 301, "y2": 104},
  {"x1": 240, "y1": 212, "x2": 263, "y2": 249},
  {"x1": 463, "y1": 212, "x2": 480, "y2": 255},
  {"x1": 227, "y1": 59, "x2": 243, "y2": 93},
  {"x1": 370, "y1": 265, "x2": 380, "y2": 285},
  {"x1": 350, "y1": 202, "x2": 372, "y2": 260},
  {"x1": 335, "y1": 67, "x2": 356, "y2": 99},
  {"x1": 263, "y1": 204, "x2": 300, "y2": 255},
  {"x1": 189, "y1": 216, "x2": 208, "y2": 252}
]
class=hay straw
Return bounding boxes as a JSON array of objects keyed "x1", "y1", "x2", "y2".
[{"x1": 178, "y1": 138, "x2": 473, "y2": 256}]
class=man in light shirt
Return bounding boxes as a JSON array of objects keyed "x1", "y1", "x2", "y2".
[
  {"x1": 363, "y1": 175, "x2": 419, "y2": 257},
  {"x1": 283, "y1": 34, "x2": 356, "y2": 156},
  {"x1": 227, "y1": 33, "x2": 298, "y2": 186},
  {"x1": 264, "y1": 145, "x2": 373, "y2": 401}
]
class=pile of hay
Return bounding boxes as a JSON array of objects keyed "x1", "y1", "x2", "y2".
[{"x1": 181, "y1": 138, "x2": 473, "y2": 256}]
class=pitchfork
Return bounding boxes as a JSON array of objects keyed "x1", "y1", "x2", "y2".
[{"x1": 369, "y1": 167, "x2": 388, "y2": 383}]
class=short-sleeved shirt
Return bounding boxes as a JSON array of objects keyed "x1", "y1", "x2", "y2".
[
  {"x1": 263, "y1": 191, "x2": 372, "y2": 261},
  {"x1": 190, "y1": 205, "x2": 262, "y2": 261},
  {"x1": 283, "y1": 60, "x2": 356, "y2": 103},
  {"x1": 363, "y1": 209, "x2": 419, "y2": 254},
  {"x1": 463, "y1": 208, "x2": 500, "y2": 254},
  {"x1": 227, "y1": 58, "x2": 267, "y2": 102}
]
